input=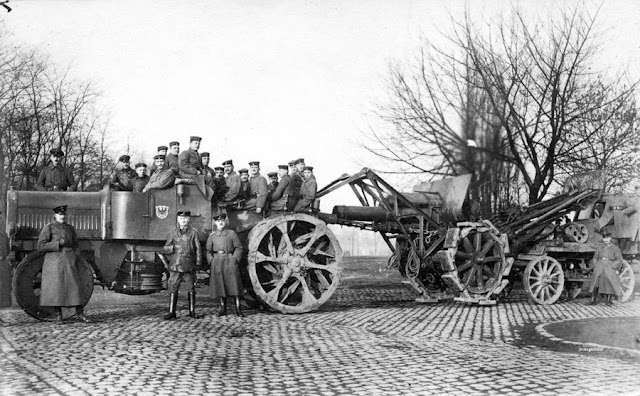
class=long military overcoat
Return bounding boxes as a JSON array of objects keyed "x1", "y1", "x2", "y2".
[
  {"x1": 206, "y1": 229, "x2": 243, "y2": 298},
  {"x1": 588, "y1": 243, "x2": 624, "y2": 296}
]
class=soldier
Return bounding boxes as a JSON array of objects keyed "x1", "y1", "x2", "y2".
[
  {"x1": 178, "y1": 136, "x2": 204, "y2": 178},
  {"x1": 201, "y1": 152, "x2": 215, "y2": 178},
  {"x1": 294, "y1": 166, "x2": 317, "y2": 213},
  {"x1": 587, "y1": 228, "x2": 623, "y2": 306},
  {"x1": 267, "y1": 172, "x2": 279, "y2": 195},
  {"x1": 245, "y1": 161, "x2": 268, "y2": 214},
  {"x1": 212, "y1": 166, "x2": 228, "y2": 202},
  {"x1": 162, "y1": 211, "x2": 202, "y2": 320},
  {"x1": 237, "y1": 168, "x2": 251, "y2": 202},
  {"x1": 620, "y1": 184, "x2": 640, "y2": 251},
  {"x1": 166, "y1": 141, "x2": 180, "y2": 175},
  {"x1": 37, "y1": 205, "x2": 90, "y2": 323},
  {"x1": 206, "y1": 211, "x2": 244, "y2": 317},
  {"x1": 0, "y1": 210, "x2": 11, "y2": 308},
  {"x1": 131, "y1": 163, "x2": 149, "y2": 192},
  {"x1": 222, "y1": 160, "x2": 241, "y2": 202},
  {"x1": 36, "y1": 148, "x2": 77, "y2": 191},
  {"x1": 109, "y1": 155, "x2": 137, "y2": 191},
  {"x1": 148, "y1": 145, "x2": 168, "y2": 176},
  {"x1": 271, "y1": 164, "x2": 294, "y2": 214},
  {"x1": 143, "y1": 155, "x2": 176, "y2": 192},
  {"x1": 289, "y1": 158, "x2": 305, "y2": 211},
  {"x1": 288, "y1": 159, "x2": 297, "y2": 177}
]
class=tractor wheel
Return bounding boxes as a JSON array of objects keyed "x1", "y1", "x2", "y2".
[
  {"x1": 454, "y1": 225, "x2": 507, "y2": 296},
  {"x1": 247, "y1": 214, "x2": 343, "y2": 313},
  {"x1": 619, "y1": 260, "x2": 635, "y2": 303},
  {"x1": 13, "y1": 251, "x2": 94, "y2": 321},
  {"x1": 523, "y1": 256, "x2": 564, "y2": 305}
]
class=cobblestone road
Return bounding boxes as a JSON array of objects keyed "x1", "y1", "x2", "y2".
[{"x1": 1, "y1": 264, "x2": 640, "y2": 395}]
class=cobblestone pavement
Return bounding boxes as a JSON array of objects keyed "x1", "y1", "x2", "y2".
[{"x1": 1, "y1": 275, "x2": 640, "y2": 395}]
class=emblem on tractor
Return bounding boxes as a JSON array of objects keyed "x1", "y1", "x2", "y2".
[{"x1": 155, "y1": 205, "x2": 169, "y2": 219}]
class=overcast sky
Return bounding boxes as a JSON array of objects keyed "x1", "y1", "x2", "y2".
[{"x1": 2, "y1": 0, "x2": 639, "y2": 213}]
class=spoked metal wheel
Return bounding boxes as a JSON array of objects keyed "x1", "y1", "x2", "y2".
[
  {"x1": 619, "y1": 260, "x2": 635, "y2": 303},
  {"x1": 247, "y1": 214, "x2": 343, "y2": 313},
  {"x1": 454, "y1": 225, "x2": 507, "y2": 296},
  {"x1": 13, "y1": 251, "x2": 94, "y2": 321},
  {"x1": 523, "y1": 256, "x2": 565, "y2": 305}
]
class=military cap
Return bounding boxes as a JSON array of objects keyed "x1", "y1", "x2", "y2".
[
  {"x1": 169, "y1": 141, "x2": 180, "y2": 147},
  {"x1": 267, "y1": 172, "x2": 278, "y2": 178},
  {"x1": 303, "y1": 166, "x2": 314, "y2": 171},
  {"x1": 190, "y1": 136, "x2": 202, "y2": 142},
  {"x1": 201, "y1": 152, "x2": 210, "y2": 158},
  {"x1": 52, "y1": 205, "x2": 68, "y2": 214},
  {"x1": 238, "y1": 168, "x2": 249, "y2": 174},
  {"x1": 214, "y1": 166, "x2": 224, "y2": 171},
  {"x1": 157, "y1": 145, "x2": 168, "y2": 151},
  {"x1": 176, "y1": 210, "x2": 191, "y2": 217},
  {"x1": 154, "y1": 154, "x2": 166, "y2": 160},
  {"x1": 135, "y1": 163, "x2": 147, "y2": 169},
  {"x1": 600, "y1": 227, "x2": 612, "y2": 237},
  {"x1": 222, "y1": 159, "x2": 233, "y2": 166},
  {"x1": 278, "y1": 164, "x2": 289, "y2": 170},
  {"x1": 213, "y1": 211, "x2": 227, "y2": 220},
  {"x1": 119, "y1": 155, "x2": 131, "y2": 162},
  {"x1": 295, "y1": 158, "x2": 305, "y2": 165},
  {"x1": 50, "y1": 148, "x2": 65, "y2": 157},
  {"x1": 288, "y1": 160, "x2": 296, "y2": 166},
  {"x1": 248, "y1": 161, "x2": 260, "y2": 166}
]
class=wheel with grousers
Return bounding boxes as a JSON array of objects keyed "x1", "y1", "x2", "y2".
[
  {"x1": 247, "y1": 214, "x2": 343, "y2": 313},
  {"x1": 12, "y1": 251, "x2": 94, "y2": 321},
  {"x1": 523, "y1": 256, "x2": 565, "y2": 305},
  {"x1": 454, "y1": 225, "x2": 507, "y2": 295}
]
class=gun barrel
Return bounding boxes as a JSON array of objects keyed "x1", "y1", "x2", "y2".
[{"x1": 332, "y1": 206, "x2": 396, "y2": 222}]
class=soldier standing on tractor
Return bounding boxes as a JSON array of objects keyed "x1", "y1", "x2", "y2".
[
  {"x1": 143, "y1": 155, "x2": 176, "y2": 192},
  {"x1": 246, "y1": 161, "x2": 268, "y2": 214},
  {"x1": 222, "y1": 160, "x2": 241, "y2": 202},
  {"x1": 0, "y1": 210, "x2": 11, "y2": 308},
  {"x1": 166, "y1": 141, "x2": 180, "y2": 175},
  {"x1": 131, "y1": 163, "x2": 149, "y2": 193},
  {"x1": 109, "y1": 155, "x2": 136, "y2": 191},
  {"x1": 148, "y1": 145, "x2": 167, "y2": 176},
  {"x1": 294, "y1": 166, "x2": 317, "y2": 213},
  {"x1": 37, "y1": 205, "x2": 90, "y2": 323},
  {"x1": 36, "y1": 148, "x2": 77, "y2": 191},
  {"x1": 206, "y1": 212, "x2": 244, "y2": 317},
  {"x1": 162, "y1": 210, "x2": 202, "y2": 320},
  {"x1": 270, "y1": 165, "x2": 293, "y2": 215}
]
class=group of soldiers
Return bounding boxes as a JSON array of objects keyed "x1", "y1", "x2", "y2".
[{"x1": 38, "y1": 136, "x2": 318, "y2": 214}]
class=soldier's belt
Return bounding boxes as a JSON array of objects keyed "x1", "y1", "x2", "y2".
[
  {"x1": 611, "y1": 206, "x2": 625, "y2": 210},
  {"x1": 213, "y1": 251, "x2": 230, "y2": 254}
]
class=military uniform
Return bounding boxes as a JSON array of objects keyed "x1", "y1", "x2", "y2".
[
  {"x1": 163, "y1": 225, "x2": 202, "y2": 294},
  {"x1": 178, "y1": 148, "x2": 203, "y2": 177},
  {"x1": 237, "y1": 179, "x2": 251, "y2": 202},
  {"x1": 132, "y1": 175, "x2": 150, "y2": 192},
  {"x1": 246, "y1": 173, "x2": 268, "y2": 211},
  {"x1": 588, "y1": 242, "x2": 623, "y2": 297},
  {"x1": 621, "y1": 193, "x2": 640, "y2": 242},
  {"x1": 149, "y1": 145, "x2": 168, "y2": 176},
  {"x1": 223, "y1": 171, "x2": 241, "y2": 202},
  {"x1": 110, "y1": 167, "x2": 137, "y2": 191},
  {"x1": 145, "y1": 167, "x2": 175, "y2": 191},
  {"x1": 206, "y1": 228, "x2": 243, "y2": 298},
  {"x1": 294, "y1": 171, "x2": 317, "y2": 213},
  {"x1": 0, "y1": 229, "x2": 11, "y2": 308},
  {"x1": 213, "y1": 166, "x2": 229, "y2": 202},
  {"x1": 37, "y1": 218, "x2": 81, "y2": 307},
  {"x1": 165, "y1": 153, "x2": 180, "y2": 175},
  {"x1": 36, "y1": 164, "x2": 77, "y2": 191},
  {"x1": 271, "y1": 174, "x2": 293, "y2": 212}
]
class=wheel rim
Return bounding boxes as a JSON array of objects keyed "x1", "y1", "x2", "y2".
[
  {"x1": 524, "y1": 256, "x2": 564, "y2": 305},
  {"x1": 13, "y1": 251, "x2": 94, "y2": 321},
  {"x1": 619, "y1": 260, "x2": 635, "y2": 303},
  {"x1": 454, "y1": 228, "x2": 505, "y2": 295},
  {"x1": 247, "y1": 214, "x2": 343, "y2": 313}
]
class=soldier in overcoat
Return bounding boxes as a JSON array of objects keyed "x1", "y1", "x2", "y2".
[
  {"x1": 271, "y1": 165, "x2": 293, "y2": 214},
  {"x1": 0, "y1": 210, "x2": 11, "y2": 308},
  {"x1": 212, "y1": 166, "x2": 228, "y2": 202},
  {"x1": 131, "y1": 163, "x2": 149, "y2": 192},
  {"x1": 162, "y1": 211, "x2": 202, "y2": 320},
  {"x1": 294, "y1": 166, "x2": 317, "y2": 212},
  {"x1": 36, "y1": 149, "x2": 77, "y2": 191},
  {"x1": 143, "y1": 155, "x2": 176, "y2": 192},
  {"x1": 109, "y1": 155, "x2": 137, "y2": 191},
  {"x1": 37, "y1": 205, "x2": 90, "y2": 323},
  {"x1": 587, "y1": 228, "x2": 624, "y2": 306},
  {"x1": 288, "y1": 158, "x2": 305, "y2": 211},
  {"x1": 165, "y1": 141, "x2": 180, "y2": 175},
  {"x1": 206, "y1": 212, "x2": 244, "y2": 317},
  {"x1": 222, "y1": 159, "x2": 241, "y2": 202},
  {"x1": 245, "y1": 161, "x2": 268, "y2": 214},
  {"x1": 201, "y1": 152, "x2": 215, "y2": 178}
]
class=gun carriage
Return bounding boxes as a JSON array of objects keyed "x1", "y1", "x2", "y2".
[{"x1": 5, "y1": 168, "x2": 636, "y2": 320}]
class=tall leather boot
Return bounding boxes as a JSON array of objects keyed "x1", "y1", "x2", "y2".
[
  {"x1": 605, "y1": 294, "x2": 613, "y2": 306},
  {"x1": 217, "y1": 297, "x2": 227, "y2": 317},
  {"x1": 188, "y1": 292, "x2": 202, "y2": 319},
  {"x1": 76, "y1": 306, "x2": 91, "y2": 323},
  {"x1": 235, "y1": 296, "x2": 245, "y2": 318},
  {"x1": 164, "y1": 293, "x2": 178, "y2": 320},
  {"x1": 588, "y1": 288, "x2": 598, "y2": 305}
]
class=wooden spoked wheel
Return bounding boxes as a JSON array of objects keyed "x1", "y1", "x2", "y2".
[
  {"x1": 13, "y1": 251, "x2": 94, "y2": 321},
  {"x1": 523, "y1": 256, "x2": 565, "y2": 305},
  {"x1": 247, "y1": 214, "x2": 343, "y2": 313},
  {"x1": 619, "y1": 260, "x2": 635, "y2": 303},
  {"x1": 454, "y1": 227, "x2": 506, "y2": 295}
]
